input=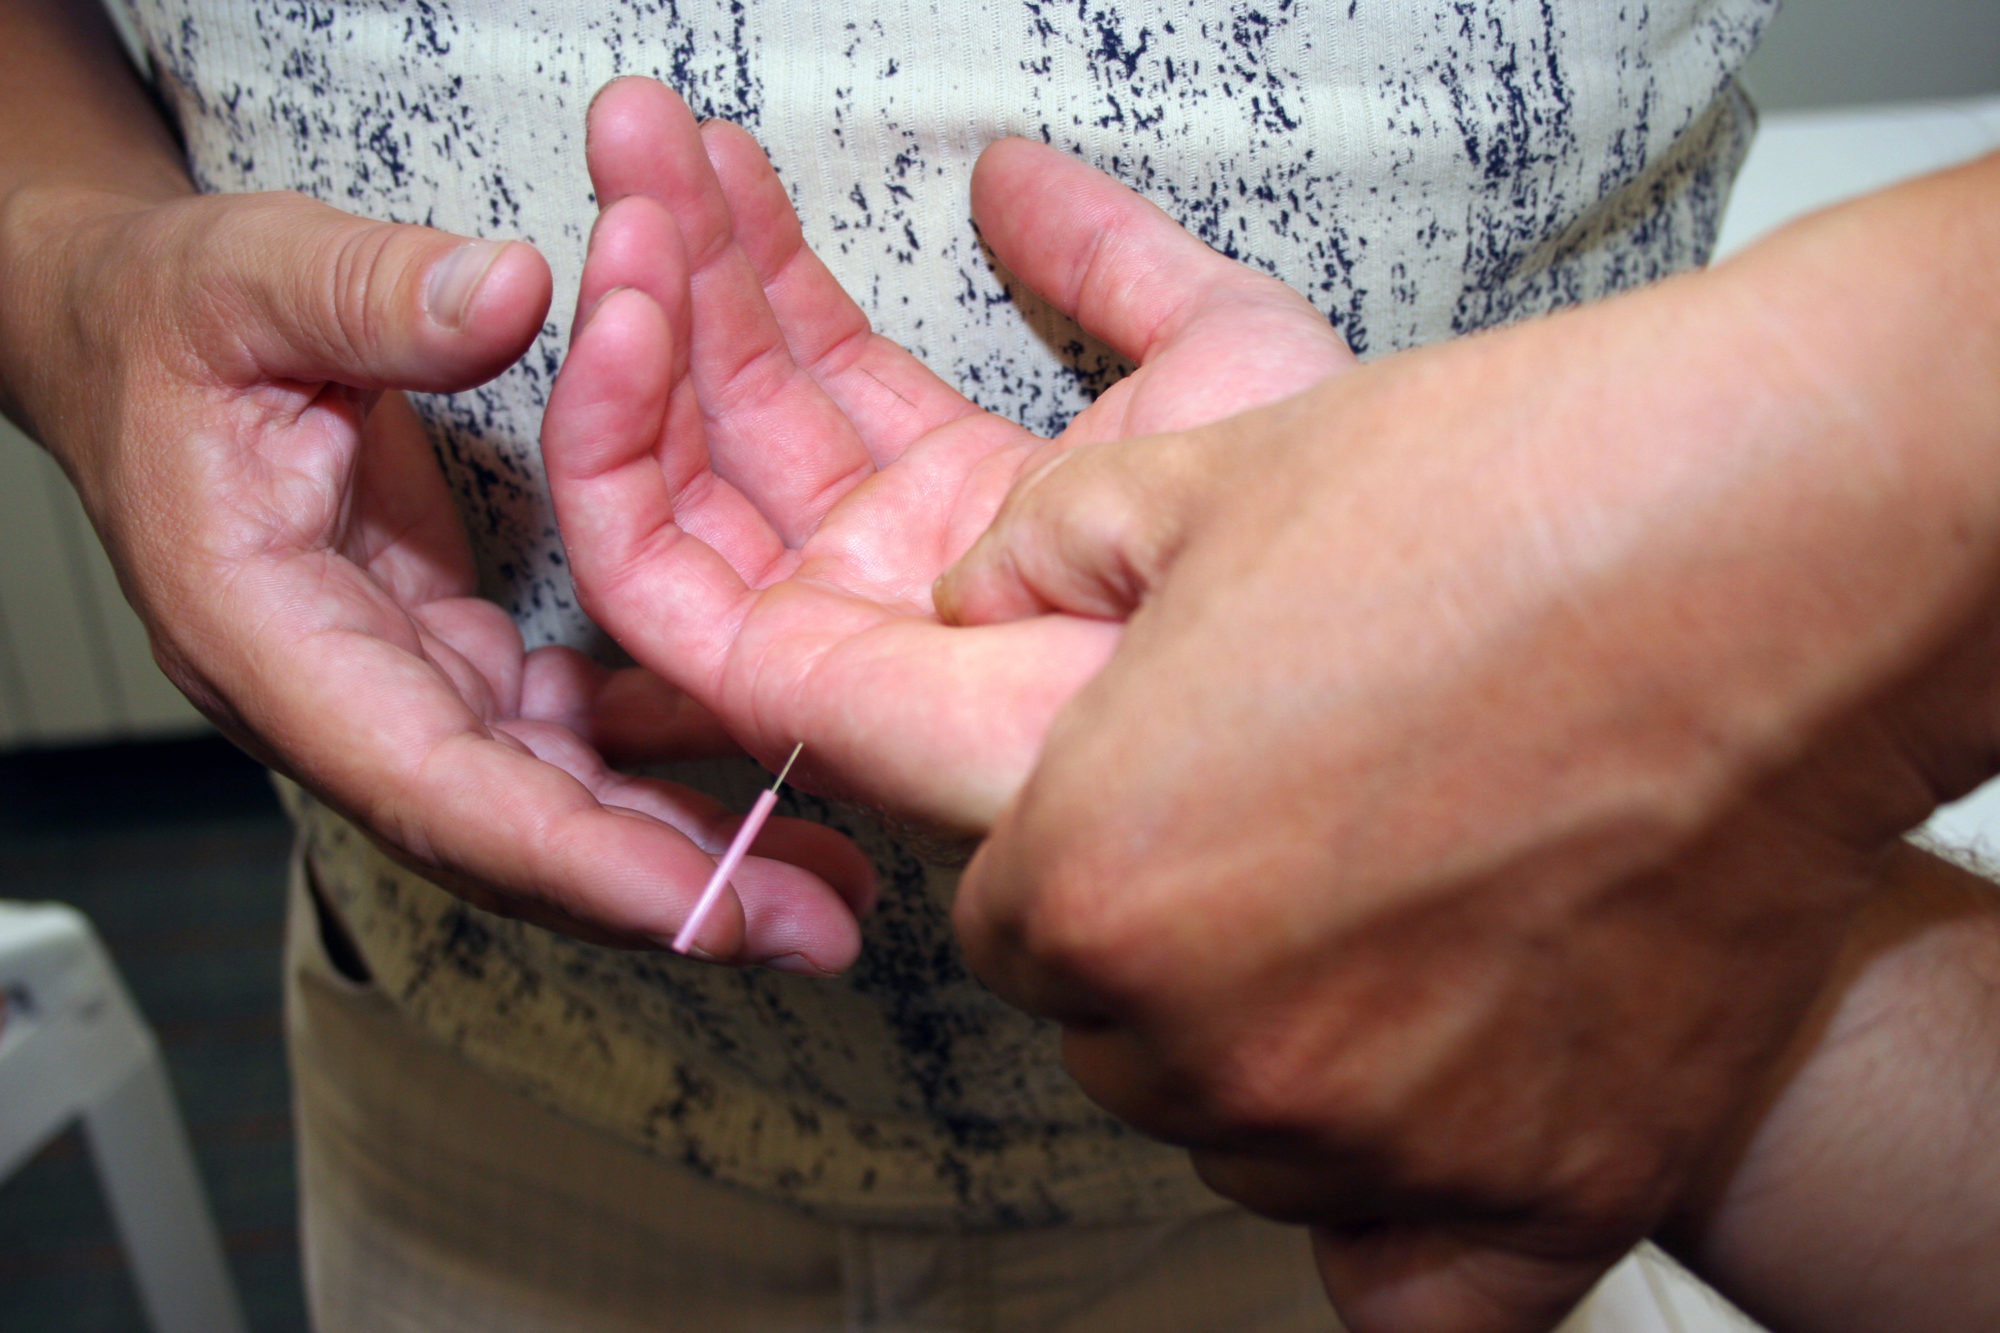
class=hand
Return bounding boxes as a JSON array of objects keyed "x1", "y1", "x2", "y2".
[
  {"x1": 0, "y1": 183, "x2": 875, "y2": 971},
  {"x1": 940, "y1": 152, "x2": 2000, "y2": 1332},
  {"x1": 540, "y1": 76, "x2": 1353, "y2": 836}
]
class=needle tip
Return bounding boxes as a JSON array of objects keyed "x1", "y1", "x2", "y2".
[{"x1": 773, "y1": 741, "x2": 804, "y2": 790}]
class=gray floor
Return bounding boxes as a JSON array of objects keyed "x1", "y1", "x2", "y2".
[{"x1": 0, "y1": 736, "x2": 306, "y2": 1332}]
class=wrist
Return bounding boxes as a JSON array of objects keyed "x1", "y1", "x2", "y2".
[
  {"x1": 1540, "y1": 149, "x2": 2000, "y2": 846},
  {"x1": 1714, "y1": 148, "x2": 2000, "y2": 471},
  {"x1": 1661, "y1": 843, "x2": 2000, "y2": 1330},
  {"x1": 0, "y1": 180, "x2": 185, "y2": 445},
  {"x1": 1737, "y1": 150, "x2": 2000, "y2": 814}
]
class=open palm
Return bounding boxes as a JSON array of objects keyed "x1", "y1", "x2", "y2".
[{"x1": 543, "y1": 78, "x2": 1353, "y2": 833}]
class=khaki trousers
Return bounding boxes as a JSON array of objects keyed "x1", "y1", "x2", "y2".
[
  {"x1": 285, "y1": 863, "x2": 1340, "y2": 1332},
  {"x1": 284, "y1": 861, "x2": 1731, "y2": 1333}
]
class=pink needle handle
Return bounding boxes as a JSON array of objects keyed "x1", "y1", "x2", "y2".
[{"x1": 672, "y1": 744, "x2": 803, "y2": 956}]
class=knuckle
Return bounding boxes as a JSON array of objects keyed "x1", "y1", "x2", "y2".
[
  {"x1": 139, "y1": 198, "x2": 249, "y2": 366},
  {"x1": 320, "y1": 219, "x2": 404, "y2": 365},
  {"x1": 1005, "y1": 858, "x2": 1153, "y2": 996},
  {"x1": 993, "y1": 444, "x2": 1172, "y2": 614},
  {"x1": 1183, "y1": 996, "x2": 1403, "y2": 1150},
  {"x1": 1194, "y1": 1032, "x2": 1340, "y2": 1136},
  {"x1": 170, "y1": 193, "x2": 340, "y2": 368},
  {"x1": 1065, "y1": 478, "x2": 1165, "y2": 601},
  {"x1": 957, "y1": 839, "x2": 1151, "y2": 1010},
  {"x1": 202, "y1": 191, "x2": 409, "y2": 370},
  {"x1": 1073, "y1": 213, "x2": 1163, "y2": 332}
]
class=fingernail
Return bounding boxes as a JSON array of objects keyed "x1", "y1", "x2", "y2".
[
  {"x1": 576, "y1": 284, "x2": 628, "y2": 334},
  {"x1": 931, "y1": 574, "x2": 959, "y2": 624},
  {"x1": 761, "y1": 952, "x2": 837, "y2": 978},
  {"x1": 426, "y1": 240, "x2": 508, "y2": 330}
]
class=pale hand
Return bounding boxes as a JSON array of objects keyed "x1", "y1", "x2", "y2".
[{"x1": 539, "y1": 76, "x2": 1355, "y2": 845}]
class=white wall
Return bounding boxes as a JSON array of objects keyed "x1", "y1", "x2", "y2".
[
  {"x1": 1744, "y1": 0, "x2": 2000, "y2": 110},
  {"x1": 0, "y1": 417, "x2": 202, "y2": 748}
]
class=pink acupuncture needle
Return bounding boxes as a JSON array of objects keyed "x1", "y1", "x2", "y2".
[{"x1": 672, "y1": 742, "x2": 806, "y2": 955}]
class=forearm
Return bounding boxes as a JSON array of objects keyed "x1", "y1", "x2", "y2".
[
  {"x1": 0, "y1": 0, "x2": 193, "y2": 433},
  {"x1": 1665, "y1": 841, "x2": 2000, "y2": 1332},
  {"x1": 1709, "y1": 146, "x2": 2000, "y2": 464},
  {"x1": 1699, "y1": 149, "x2": 2000, "y2": 752},
  {"x1": 1643, "y1": 146, "x2": 2000, "y2": 827},
  {"x1": 1351, "y1": 147, "x2": 2000, "y2": 850},
  {"x1": 0, "y1": 0, "x2": 188, "y2": 203}
]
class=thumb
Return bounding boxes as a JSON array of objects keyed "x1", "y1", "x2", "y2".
[
  {"x1": 1312, "y1": 1225, "x2": 1619, "y2": 1333},
  {"x1": 969, "y1": 137, "x2": 1349, "y2": 401},
  {"x1": 204, "y1": 194, "x2": 552, "y2": 392},
  {"x1": 934, "y1": 429, "x2": 1212, "y2": 625}
]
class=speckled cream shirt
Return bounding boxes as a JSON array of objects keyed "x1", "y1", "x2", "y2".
[{"x1": 111, "y1": 0, "x2": 1774, "y2": 1227}]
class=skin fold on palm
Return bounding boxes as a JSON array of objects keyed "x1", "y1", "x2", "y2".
[{"x1": 540, "y1": 76, "x2": 1354, "y2": 841}]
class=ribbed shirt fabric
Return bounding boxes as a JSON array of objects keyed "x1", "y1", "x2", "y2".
[{"x1": 114, "y1": 0, "x2": 1774, "y2": 1226}]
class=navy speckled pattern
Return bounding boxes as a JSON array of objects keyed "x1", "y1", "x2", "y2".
[{"x1": 115, "y1": 0, "x2": 1772, "y2": 1226}]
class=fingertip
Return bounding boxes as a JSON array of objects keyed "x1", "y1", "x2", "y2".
[
  {"x1": 544, "y1": 284, "x2": 673, "y2": 484},
  {"x1": 452, "y1": 239, "x2": 553, "y2": 365},
  {"x1": 697, "y1": 120, "x2": 785, "y2": 225},
  {"x1": 587, "y1": 75, "x2": 665, "y2": 162},
  {"x1": 760, "y1": 951, "x2": 849, "y2": 978},
  {"x1": 970, "y1": 139, "x2": 1108, "y2": 255},
  {"x1": 696, "y1": 116, "x2": 759, "y2": 153},
  {"x1": 970, "y1": 137, "x2": 1060, "y2": 214},
  {"x1": 669, "y1": 886, "x2": 748, "y2": 962},
  {"x1": 731, "y1": 862, "x2": 867, "y2": 975},
  {"x1": 573, "y1": 281, "x2": 636, "y2": 340},
  {"x1": 567, "y1": 282, "x2": 670, "y2": 363},
  {"x1": 578, "y1": 194, "x2": 687, "y2": 317},
  {"x1": 586, "y1": 76, "x2": 701, "y2": 204},
  {"x1": 696, "y1": 118, "x2": 769, "y2": 182},
  {"x1": 934, "y1": 447, "x2": 1073, "y2": 625},
  {"x1": 753, "y1": 899, "x2": 865, "y2": 977},
  {"x1": 237, "y1": 201, "x2": 550, "y2": 391},
  {"x1": 407, "y1": 238, "x2": 551, "y2": 396},
  {"x1": 584, "y1": 285, "x2": 673, "y2": 366},
  {"x1": 930, "y1": 570, "x2": 968, "y2": 625},
  {"x1": 587, "y1": 73, "x2": 663, "y2": 123},
  {"x1": 932, "y1": 530, "x2": 1047, "y2": 626},
  {"x1": 746, "y1": 815, "x2": 881, "y2": 918},
  {"x1": 828, "y1": 837, "x2": 881, "y2": 918}
]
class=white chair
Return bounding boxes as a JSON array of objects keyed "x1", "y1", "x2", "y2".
[
  {"x1": 1568, "y1": 1246, "x2": 1768, "y2": 1333},
  {"x1": 0, "y1": 900, "x2": 248, "y2": 1333}
]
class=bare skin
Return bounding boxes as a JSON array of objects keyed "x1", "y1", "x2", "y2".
[
  {"x1": 1666, "y1": 840, "x2": 2000, "y2": 1333},
  {"x1": 14, "y1": 10, "x2": 2000, "y2": 1328}
]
